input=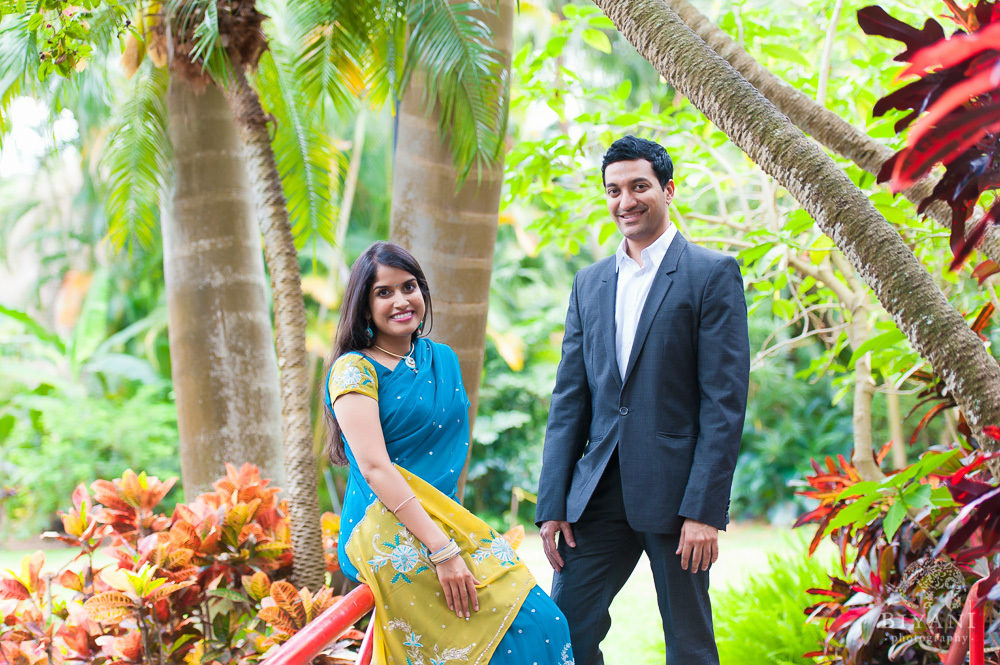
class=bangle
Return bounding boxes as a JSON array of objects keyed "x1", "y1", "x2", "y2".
[
  {"x1": 429, "y1": 539, "x2": 461, "y2": 565},
  {"x1": 392, "y1": 495, "x2": 418, "y2": 513}
]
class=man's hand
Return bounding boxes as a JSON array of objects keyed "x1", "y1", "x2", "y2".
[
  {"x1": 676, "y1": 519, "x2": 718, "y2": 572},
  {"x1": 539, "y1": 520, "x2": 576, "y2": 572}
]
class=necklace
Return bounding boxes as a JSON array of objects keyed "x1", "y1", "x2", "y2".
[{"x1": 372, "y1": 342, "x2": 417, "y2": 373}]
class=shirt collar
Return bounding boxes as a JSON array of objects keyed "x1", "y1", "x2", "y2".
[{"x1": 615, "y1": 225, "x2": 677, "y2": 272}]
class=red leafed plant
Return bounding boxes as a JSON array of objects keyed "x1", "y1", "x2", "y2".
[
  {"x1": 859, "y1": 0, "x2": 1000, "y2": 269},
  {"x1": 0, "y1": 465, "x2": 357, "y2": 664},
  {"x1": 796, "y1": 430, "x2": 1000, "y2": 664}
]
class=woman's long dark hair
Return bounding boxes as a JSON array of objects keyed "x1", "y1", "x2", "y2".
[{"x1": 323, "y1": 241, "x2": 433, "y2": 464}]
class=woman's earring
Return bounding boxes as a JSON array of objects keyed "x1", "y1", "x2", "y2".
[
  {"x1": 365, "y1": 324, "x2": 374, "y2": 340},
  {"x1": 417, "y1": 320, "x2": 425, "y2": 333}
]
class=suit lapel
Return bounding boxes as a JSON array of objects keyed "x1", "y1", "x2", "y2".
[
  {"x1": 598, "y1": 259, "x2": 621, "y2": 389},
  {"x1": 622, "y1": 234, "x2": 687, "y2": 386}
]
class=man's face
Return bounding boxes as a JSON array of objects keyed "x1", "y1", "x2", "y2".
[{"x1": 604, "y1": 159, "x2": 674, "y2": 246}]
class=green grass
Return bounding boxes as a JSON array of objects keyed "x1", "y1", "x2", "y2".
[{"x1": 0, "y1": 547, "x2": 79, "y2": 574}]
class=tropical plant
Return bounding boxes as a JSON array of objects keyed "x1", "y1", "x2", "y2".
[
  {"x1": 858, "y1": 0, "x2": 1000, "y2": 269},
  {"x1": 0, "y1": 465, "x2": 358, "y2": 664},
  {"x1": 713, "y1": 545, "x2": 834, "y2": 665},
  {"x1": 2, "y1": 0, "x2": 517, "y2": 587},
  {"x1": 0, "y1": 271, "x2": 178, "y2": 536},
  {"x1": 796, "y1": 436, "x2": 1000, "y2": 664}
]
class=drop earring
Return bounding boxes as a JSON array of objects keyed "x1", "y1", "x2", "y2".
[
  {"x1": 365, "y1": 324, "x2": 374, "y2": 340},
  {"x1": 417, "y1": 320, "x2": 425, "y2": 333}
]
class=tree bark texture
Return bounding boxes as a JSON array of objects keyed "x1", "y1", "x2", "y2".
[
  {"x1": 390, "y1": 0, "x2": 516, "y2": 495},
  {"x1": 665, "y1": 0, "x2": 1000, "y2": 265},
  {"x1": 222, "y1": 64, "x2": 324, "y2": 590},
  {"x1": 163, "y1": 79, "x2": 284, "y2": 498},
  {"x1": 593, "y1": 0, "x2": 1000, "y2": 442}
]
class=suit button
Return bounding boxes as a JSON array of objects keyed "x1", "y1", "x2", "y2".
[{"x1": 619, "y1": 406, "x2": 629, "y2": 415}]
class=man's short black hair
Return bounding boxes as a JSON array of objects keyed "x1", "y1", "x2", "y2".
[{"x1": 601, "y1": 135, "x2": 674, "y2": 187}]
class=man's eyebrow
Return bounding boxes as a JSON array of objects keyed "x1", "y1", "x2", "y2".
[{"x1": 606, "y1": 177, "x2": 651, "y2": 188}]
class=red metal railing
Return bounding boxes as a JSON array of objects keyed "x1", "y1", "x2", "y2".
[{"x1": 261, "y1": 584, "x2": 375, "y2": 665}]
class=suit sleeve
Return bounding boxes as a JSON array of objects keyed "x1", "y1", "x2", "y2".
[
  {"x1": 535, "y1": 273, "x2": 592, "y2": 525},
  {"x1": 678, "y1": 256, "x2": 749, "y2": 529}
]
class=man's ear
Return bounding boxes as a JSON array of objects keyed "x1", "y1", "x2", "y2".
[{"x1": 664, "y1": 179, "x2": 675, "y2": 205}]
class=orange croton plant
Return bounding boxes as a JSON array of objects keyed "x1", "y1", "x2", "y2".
[{"x1": 0, "y1": 465, "x2": 353, "y2": 665}]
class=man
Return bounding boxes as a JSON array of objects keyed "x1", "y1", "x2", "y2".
[{"x1": 536, "y1": 135, "x2": 749, "y2": 665}]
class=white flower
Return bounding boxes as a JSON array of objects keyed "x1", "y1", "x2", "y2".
[
  {"x1": 489, "y1": 536, "x2": 517, "y2": 565},
  {"x1": 390, "y1": 544, "x2": 420, "y2": 572},
  {"x1": 338, "y1": 365, "x2": 364, "y2": 388}
]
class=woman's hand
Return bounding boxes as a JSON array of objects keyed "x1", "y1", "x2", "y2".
[{"x1": 435, "y1": 555, "x2": 479, "y2": 619}]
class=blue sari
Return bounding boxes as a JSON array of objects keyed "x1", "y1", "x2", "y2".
[{"x1": 326, "y1": 338, "x2": 574, "y2": 665}]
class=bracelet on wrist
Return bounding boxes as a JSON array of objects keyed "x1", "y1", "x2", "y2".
[{"x1": 429, "y1": 538, "x2": 461, "y2": 565}]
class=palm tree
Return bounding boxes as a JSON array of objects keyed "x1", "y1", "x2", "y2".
[
  {"x1": 591, "y1": 0, "x2": 1000, "y2": 445},
  {"x1": 1, "y1": 0, "x2": 516, "y2": 587},
  {"x1": 163, "y1": 74, "x2": 286, "y2": 499},
  {"x1": 389, "y1": 0, "x2": 515, "y2": 496}
]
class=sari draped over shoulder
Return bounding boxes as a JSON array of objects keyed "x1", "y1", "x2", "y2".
[
  {"x1": 327, "y1": 338, "x2": 472, "y2": 580},
  {"x1": 326, "y1": 338, "x2": 573, "y2": 665}
]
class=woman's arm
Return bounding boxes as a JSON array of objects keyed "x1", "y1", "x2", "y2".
[{"x1": 334, "y1": 392, "x2": 479, "y2": 617}]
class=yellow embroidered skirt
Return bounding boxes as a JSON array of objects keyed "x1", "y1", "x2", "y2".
[{"x1": 345, "y1": 468, "x2": 540, "y2": 665}]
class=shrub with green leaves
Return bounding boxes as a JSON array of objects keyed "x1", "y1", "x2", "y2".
[{"x1": 713, "y1": 546, "x2": 833, "y2": 665}]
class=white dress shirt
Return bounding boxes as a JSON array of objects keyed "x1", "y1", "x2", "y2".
[{"x1": 615, "y1": 226, "x2": 677, "y2": 378}]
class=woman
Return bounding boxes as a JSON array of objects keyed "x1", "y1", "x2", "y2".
[{"x1": 323, "y1": 241, "x2": 574, "y2": 665}]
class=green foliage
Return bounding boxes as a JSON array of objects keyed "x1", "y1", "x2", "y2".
[
  {"x1": 0, "y1": 269, "x2": 176, "y2": 536},
  {"x1": 735, "y1": 344, "x2": 855, "y2": 521},
  {"x1": 256, "y1": 44, "x2": 346, "y2": 250},
  {"x1": 714, "y1": 546, "x2": 833, "y2": 665},
  {"x1": 797, "y1": 440, "x2": 999, "y2": 664},
  {"x1": 102, "y1": 63, "x2": 169, "y2": 253},
  {"x1": 404, "y1": 0, "x2": 507, "y2": 180},
  {"x1": 465, "y1": 226, "x2": 589, "y2": 517}
]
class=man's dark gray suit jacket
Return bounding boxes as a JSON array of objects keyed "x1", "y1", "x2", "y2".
[{"x1": 536, "y1": 234, "x2": 750, "y2": 534}]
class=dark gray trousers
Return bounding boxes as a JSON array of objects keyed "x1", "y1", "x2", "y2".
[{"x1": 550, "y1": 450, "x2": 718, "y2": 665}]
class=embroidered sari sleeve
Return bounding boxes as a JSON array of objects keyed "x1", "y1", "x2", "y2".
[{"x1": 328, "y1": 354, "x2": 378, "y2": 403}]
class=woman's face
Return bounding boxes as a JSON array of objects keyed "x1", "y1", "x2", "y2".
[{"x1": 368, "y1": 264, "x2": 426, "y2": 342}]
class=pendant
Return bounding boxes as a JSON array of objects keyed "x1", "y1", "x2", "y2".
[{"x1": 404, "y1": 355, "x2": 417, "y2": 372}]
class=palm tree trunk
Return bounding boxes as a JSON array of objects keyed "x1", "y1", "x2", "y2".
[
  {"x1": 390, "y1": 0, "x2": 516, "y2": 496},
  {"x1": 222, "y1": 63, "x2": 324, "y2": 591},
  {"x1": 665, "y1": 0, "x2": 1000, "y2": 265},
  {"x1": 163, "y1": 79, "x2": 284, "y2": 498},
  {"x1": 592, "y1": 0, "x2": 1000, "y2": 444}
]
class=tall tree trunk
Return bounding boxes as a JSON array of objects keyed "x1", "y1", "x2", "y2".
[
  {"x1": 163, "y1": 79, "x2": 284, "y2": 497},
  {"x1": 592, "y1": 0, "x2": 1000, "y2": 445},
  {"x1": 390, "y1": 0, "x2": 516, "y2": 497},
  {"x1": 222, "y1": 63, "x2": 324, "y2": 591},
  {"x1": 665, "y1": 0, "x2": 1000, "y2": 265}
]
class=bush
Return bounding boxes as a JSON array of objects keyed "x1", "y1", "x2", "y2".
[
  {"x1": 714, "y1": 546, "x2": 833, "y2": 665},
  {"x1": 797, "y1": 441, "x2": 1000, "y2": 664},
  {"x1": 0, "y1": 465, "x2": 362, "y2": 664}
]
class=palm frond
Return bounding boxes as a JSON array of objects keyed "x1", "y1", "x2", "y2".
[
  {"x1": 403, "y1": 0, "x2": 508, "y2": 180},
  {"x1": 288, "y1": 0, "x2": 370, "y2": 113},
  {"x1": 255, "y1": 47, "x2": 345, "y2": 249},
  {"x1": 164, "y1": 0, "x2": 232, "y2": 83},
  {"x1": 0, "y1": 13, "x2": 40, "y2": 145},
  {"x1": 364, "y1": 0, "x2": 408, "y2": 109},
  {"x1": 100, "y1": 63, "x2": 170, "y2": 253}
]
